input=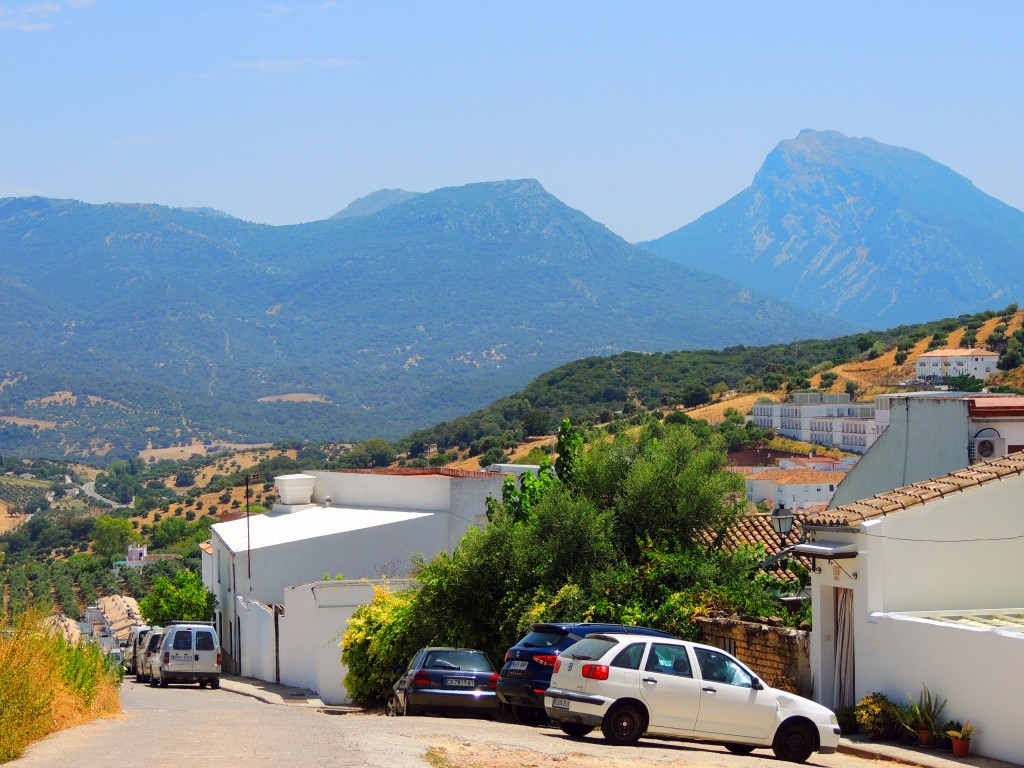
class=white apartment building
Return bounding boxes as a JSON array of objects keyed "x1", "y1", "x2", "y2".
[
  {"x1": 914, "y1": 347, "x2": 998, "y2": 382},
  {"x1": 752, "y1": 392, "x2": 876, "y2": 454}
]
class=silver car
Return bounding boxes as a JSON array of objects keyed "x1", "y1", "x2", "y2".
[
  {"x1": 151, "y1": 622, "x2": 221, "y2": 689},
  {"x1": 544, "y1": 633, "x2": 840, "y2": 763}
]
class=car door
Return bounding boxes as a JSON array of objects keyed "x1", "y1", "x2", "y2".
[
  {"x1": 194, "y1": 628, "x2": 218, "y2": 674},
  {"x1": 638, "y1": 642, "x2": 701, "y2": 733},
  {"x1": 693, "y1": 648, "x2": 777, "y2": 739},
  {"x1": 167, "y1": 627, "x2": 194, "y2": 676},
  {"x1": 396, "y1": 650, "x2": 426, "y2": 711}
]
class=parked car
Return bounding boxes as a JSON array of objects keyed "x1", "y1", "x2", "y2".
[
  {"x1": 386, "y1": 647, "x2": 500, "y2": 718},
  {"x1": 544, "y1": 633, "x2": 840, "y2": 763},
  {"x1": 124, "y1": 624, "x2": 152, "y2": 676},
  {"x1": 150, "y1": 622, "x2": 221, "y2": 689},
  {"x1": 496, "y1": 622, "x2": 675, "y2": 725},
  {"x1": 138, "y1": 627, "x2": 164, "y2": 683}
]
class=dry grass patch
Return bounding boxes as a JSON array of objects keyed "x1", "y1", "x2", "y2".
[{"x1": 0, "y1": 611, "x2": 122, "y2": 762}]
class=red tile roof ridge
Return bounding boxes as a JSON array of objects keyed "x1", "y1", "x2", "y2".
[
  {"x1": 916, "y1": 347, "x2": 998, "y2": 357},
  {"x1": 808, "y1": 450, "x2": 1024, "y2": 527},
  {"x1": 746, "y1": 469, "x2": 847, "y2": 484}
]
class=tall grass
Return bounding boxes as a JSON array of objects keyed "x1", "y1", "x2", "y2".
[{"x1": 0, "y1": 610, "x2": 123, "y2": 763}]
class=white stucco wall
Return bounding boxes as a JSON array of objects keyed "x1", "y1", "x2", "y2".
[
  {"x1": 860, "y1": 613, "x2": 1023, "y2": 764},
  {"x1": 278, "y1": 579, "x2": 414, "y2": 705},
  {"x1": 235, "y1": 596, "x2": 277, "y2": 682},
  {"x1": 308, "y1": 471, "x2": 452, "y2": 511},
  {"x1": 829, "y1": 398, "x2": 970, "y2": 508}
]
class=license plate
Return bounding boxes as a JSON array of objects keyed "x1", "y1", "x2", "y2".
[
  {"x1": 551, "y1": 697, "x2": 571, "y2": 710},
  {"x1": 445, "y1": 678, "x2": 475, "y2": 687},
  {"x1": 508, "y1": 660, "x2": 529, "y2": 670}
]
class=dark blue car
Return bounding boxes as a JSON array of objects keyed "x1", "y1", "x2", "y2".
[{"x1": 496, "y1": 622, "x2": 675, "y2": 725}]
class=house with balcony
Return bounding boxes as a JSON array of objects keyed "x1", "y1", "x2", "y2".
[
  {"x1": 914, "y1": 347, "x2": 998, "y2": 383},
  {"x1": 752, "y1": 392, "x2": 876, "y2": 454}
]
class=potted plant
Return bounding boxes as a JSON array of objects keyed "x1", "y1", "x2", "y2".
[
  {"x1": 908, "y1": 685, "x2": 946, "y2": 747},
  {"x1": 893, "y1": 701, "x2": 918, "y2": 744},
  {"x1": 937, "y1": 720, "x2": 961, "y2": 752},
  {"x1": 855, "y1": 692, "x2": 900, "y2": 741},
  {"x1": 946, "y1": 721, "x2": 975, "y2": 758}
]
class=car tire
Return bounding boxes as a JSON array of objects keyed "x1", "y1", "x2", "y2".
[
  {"x1": 772, "y1": 720, "x2": 816, "y2": 763},
  {"x1": 558, "y1": 722, "x2": 594, "y2": 739},
  {"x1": 135, "y1": 671, "x2": 143, "y2": 683},
  {"x1": 159, "y1": 675, "x2": 169, "y2": 688},
  {"x1": 601, "y1": 702, "x2": 646, "y2": 746},
  {"x1": 511, "y1": 705, "x2": 549, "y2": 727},
  {"x1": 149, "y1": 675, "x2": 158, "y2": 688},
  {"x1": 211, "y1": 678, "x2": 220, "y2": 690},
  {"x1": 386, "y1": 694, "x2": 403, "y2": 716},
  {"x1": 725, "y1": 744, "x2": 757, "y2": 755},
  {"x1": 199, "y1": 681, "x2": 207, "y2": 688}
]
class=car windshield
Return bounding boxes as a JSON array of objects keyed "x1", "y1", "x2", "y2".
[
  {"x1": 563, "y1": 638, "x2": 616, "y2": 661},
  {"x1": 518, "y1": 629, "x2": 565, "y2": 648},
  {"x1": 424, "y1": 651, "x2": 493, "y2": 671}
]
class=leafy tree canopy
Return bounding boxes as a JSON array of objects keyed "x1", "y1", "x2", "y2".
[{"x1": 139, "y1": 570, "x2": 216, "y2": 626}]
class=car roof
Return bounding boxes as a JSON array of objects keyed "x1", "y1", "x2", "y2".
[{"x1": 530, "y1": 622, "x2": 674, "y2": 637}]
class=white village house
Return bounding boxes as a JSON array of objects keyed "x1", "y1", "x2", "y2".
[
  {"x1": 914, "y1": 347, "x2": 998, "y2": 383},
  {"x1": 201, "y1": 467, "x2": 506, "y2": 704},
  {"x1": 794, "y1": 452, "x2": 1024, "y2": 764}
]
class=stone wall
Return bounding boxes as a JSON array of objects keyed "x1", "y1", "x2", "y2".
[{"x1": 696, "y1": 615, "x2": 811, "y2": 697}]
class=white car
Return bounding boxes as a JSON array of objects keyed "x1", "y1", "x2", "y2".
[{"x1": 543, "y1": 633, "x2": 840, "y2": 763}]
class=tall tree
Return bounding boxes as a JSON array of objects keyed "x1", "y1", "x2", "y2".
[
  {"x1": 91, "y1": 516, "x2": 140, "y2": 564},
  {"x1": 139, "y1": 570, "x2": 216, "y2": 625}
]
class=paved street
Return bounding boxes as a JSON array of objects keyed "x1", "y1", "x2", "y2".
[
  {"x1": 4, "y1": 678, "x2": 850, "y2": 768},
  {"x1": 8, "y1": 677, "x2": 1015, "y2": 768}
]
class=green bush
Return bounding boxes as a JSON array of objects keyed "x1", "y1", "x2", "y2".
[{"x1": 855, "y1": 691, "x2": 900, "y2": 739}]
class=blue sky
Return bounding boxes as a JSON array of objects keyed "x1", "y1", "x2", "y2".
[{"x1": 2, "y1": 1, "x2": 1021, "y2": 242}]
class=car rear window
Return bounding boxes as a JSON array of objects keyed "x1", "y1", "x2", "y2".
[
  {"x1": 147, "y1": 634, "x2": 163, "y2": 651},
  {"x1": 195, "y1": 631, "x2": 215, "y2": 651},
  {"x1": 517, "y1": 629, "x2": 567, "y2": 649},
  {"x1": 424, "y1": 650, "x2": 493, "y2": 671},
  {"x1": 561, "y1": 638, "x2": 616, "y2": 661},
  {"x1": 172, "y1": 631, "x2": 192, "y2": 651}
]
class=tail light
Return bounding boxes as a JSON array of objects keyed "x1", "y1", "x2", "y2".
[
  {"x1": 553, "y1": 658, "x2": 561, "y2": 673},
  {"x1": 488, "y1": 673, "x2": 499, "y2": 689},
  {"x1": 216, "y1": 652, "x2": 222, "y2": 666},
  {"x1": 582, "y1": 664, "x2": 609, "y2": 680},
  {"x1": 413, "y1": 670, "x2": 431, "y2": 687},
  {"x1": 533, "y1": 654, "x2": 558, "y2": 667},
  {"x1": 163, "y1": 652, "x2": 169, "y2": 665},
  {"x1": 504, "y1": 650, "x2": 511, "y2": 662}
]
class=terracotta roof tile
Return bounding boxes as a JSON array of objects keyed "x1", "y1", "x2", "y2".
[
  {"x1": 701, "y1": 511, "x2": 813, "y2": 582},
  {"x1": 916, "y1": 347, "x2": 998, "y2": 358},
  {"x1": 807, "y1": 450, "x2": 1024, "y2": 527},
  {"x1": 745, "y1": 469, "x2": 847, "y2": 485},
  {"x1": 325, "y1": 467, "x2": 499, "y2": 479}
]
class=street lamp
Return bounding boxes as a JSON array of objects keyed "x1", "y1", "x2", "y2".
[{"x1": 770, "y1": 506, "x2": 795, "y2": 546}]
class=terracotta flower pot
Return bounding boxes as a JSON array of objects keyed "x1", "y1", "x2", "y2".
[
  {"x1": 951, "y1": 737, "x2": 970, "y2": 758},
  {"x1": 918, "y1": 729, "x2": 935, "y2": 748}
]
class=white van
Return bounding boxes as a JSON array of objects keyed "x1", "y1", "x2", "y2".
[
  {"x1": 151, "y1": 622, "x2": 221, "y2": 689},
  {"x1": 124, "y1": 624, "x2": 152, "y2": 676}
]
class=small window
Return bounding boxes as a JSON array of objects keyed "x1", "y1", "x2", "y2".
[
  {"x1": 645, "y1": 643, "x2": 692, "y2": 678},
  {"x1": 611, "y1": 643, "x2": 645, "y2": 670},
  {"x1": 195, "y1": 631, "x2": 215, "y2": 651},
  {"x1": 172, "y1": 630, "x2": 192, "y2": 651}
]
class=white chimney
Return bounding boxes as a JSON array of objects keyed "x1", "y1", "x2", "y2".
[{"x1": 274, "y1": 473, "x2": 317, "y2": 505}]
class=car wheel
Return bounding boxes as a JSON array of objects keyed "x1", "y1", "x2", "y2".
[
  {"x1": 725, "y1": 744, "x2": 757, "y2": 756},
  {"x1": 511, "y1": 705, "x2": 549, "y2": 727},
  {"x1": 773, "y1": 720, "x2": 816, "y2": 763},
  {"x1": 199, "y1": 681, "x2": 207, "y2": 688},
  {"x1": 135, "y1": 671, "x2": 143, "y2": 683},
  {"x1": 601, "y1": 702, "x2": 646, "y2": 746},
  {"x1": 558, "y1": 722, "x2": 594, "y2": 739},
  {"x1": 159, "y1": 676, "x2": 169, "y2": 688},
  {"x1": 211, "y1": 678, "x2": 220, "y2": 690},
  {"x1": 386, "y1": 694, "x2": 404, "y2": 716},
  {"x1": 149, "y1": 675, "x2": 157, "y2": 688}
]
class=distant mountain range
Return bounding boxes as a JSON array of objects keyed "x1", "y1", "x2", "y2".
[
  {"x1": 0, "y1": 181, "x2": 842, "y2": 461},
  {"x1": 643, "y1": 130, "x2": 1024, "y2": 325}
]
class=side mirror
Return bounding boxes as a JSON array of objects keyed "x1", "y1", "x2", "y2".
[
  {"x1": 392, "y1": 665, "x2": 404, "y2": 676},
  {"x1": 752, "y1": 678, "x2": 764, "y2": 691}
]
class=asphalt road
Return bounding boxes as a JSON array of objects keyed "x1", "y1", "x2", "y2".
[{"x1": 9, "y1": 679, "x2": 886, "y2": 768}]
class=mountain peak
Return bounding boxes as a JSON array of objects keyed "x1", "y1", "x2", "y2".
[
  {"x1": 330, "y1": 188, "x2": 421, "y2": 220},
  {"x1": 645, "y1": 131, "x2": 1024, "y2": 325}
]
